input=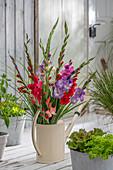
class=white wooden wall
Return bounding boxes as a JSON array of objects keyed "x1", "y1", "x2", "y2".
[
  {"x1": 39, "y1": 0, "x2": 85, "y2": 83},
  {"x1": 0, "y1": 0, "x2": 34, "y2": 94}
]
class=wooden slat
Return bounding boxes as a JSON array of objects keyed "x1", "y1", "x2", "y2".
[
  {"x1": 6, "y1": 0, "x2": 15, "y2": 94},
  {"x1": 24, "y1": 0, "x2": 34, "y2": 128},
  {"x1": 15, "y1": 0, "x2": 24, "y2": 95},
  {"x1": 0, "y1": 0, "x2": 5, "y2": 75}
]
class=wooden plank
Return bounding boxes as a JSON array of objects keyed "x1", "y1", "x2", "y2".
[
  {"x1": 24, "y1": 0, "x2": 34, "y2": 128},
  {"x1": 24, "y1": 0, "x2": 34, "y2": 61},
  {"x1": 0, "y1": 0, "x2": 5, "y2": 75},
  {"x1": 34, "y1": 0, "x2": 39, "y2": 70},
  {"x1": 15, "y1": 0, "x2": 24, "y2": 96},
  {"x1": 16, "y1": 153, "x2": 71, "y2": 170},
  {"x1": 5, "y1": 0, "x2": 15, "y2": 94}
]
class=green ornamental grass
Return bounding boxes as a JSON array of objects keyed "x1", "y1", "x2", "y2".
[{"x1": 90, "y1": 58, "x2": 113, "y2": 114}]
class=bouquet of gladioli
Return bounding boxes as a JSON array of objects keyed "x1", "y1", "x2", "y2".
[{"x1": 10, "y1": 19, "x2": 95, "y2": 124}]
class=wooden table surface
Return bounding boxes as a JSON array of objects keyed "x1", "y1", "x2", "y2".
[
  {"x1": 0, "y1": 112, "x2": 106, "y2": 170},
  {"x1": 0, "y1": 128, "x2": 72, "y2": 170}
]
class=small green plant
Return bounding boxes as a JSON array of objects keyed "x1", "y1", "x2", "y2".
[
  {"x1": 0, "y1": 101, "x2": 25, "y2": 128},
  {"x1": 0, "y1": 74, "x2": 25, "y2": 128},
  {"x1": 0, "y1": 74, "x2": 18, "y2": 102},
  {"x1": 67, "y1": 128, "x2": 113, "y2": 160}
]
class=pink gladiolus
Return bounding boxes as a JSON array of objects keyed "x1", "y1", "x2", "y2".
[{"x1": 45, "y1": 106, "x2": 56, "y2": 118}]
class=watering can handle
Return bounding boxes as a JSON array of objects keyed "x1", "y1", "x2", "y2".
[
  {"x1": 32, "y1": 110, "x2": 42, "y2": 156},
  {"x1": 65, "y1": 93, "x2": 91, "y2": 141}
]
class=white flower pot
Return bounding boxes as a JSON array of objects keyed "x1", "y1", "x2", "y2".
[
  {"x1": 0, "y1": 132, "x2": 8, "y2": 161},
  {"x1": 70, "y1": 150, "x2": 113, "y2": 170},
  {"x1": 0, "y1": 115, "x2": 25, "y2": 146}
]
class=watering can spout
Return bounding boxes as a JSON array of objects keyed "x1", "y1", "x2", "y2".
[{"x1": 65, "y1": 93, "x2": 91, "y2": 141}]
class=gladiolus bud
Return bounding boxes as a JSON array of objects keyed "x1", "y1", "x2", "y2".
[
  {"x1": 16, "y1": 74, "x2": 20, "y2": 77},
  {"x1": 49, "y1": 77, "x2": 52, "y2": 80},
  {"x1": 27, "y1": 66, "x2": 31, "y2": 71},
  {"x1": 56, "y1": 68, "x2": 60, "y2": 72},
  {"x1": 60, "y1": 61, "x2": 64, "y2": 66},
  {"x1": 17, "y1": 80, "x2": 22, "y2": 83}
]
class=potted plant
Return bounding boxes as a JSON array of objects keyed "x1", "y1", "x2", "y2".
[
  {"x1": 10, "y1": 18, "x2": 96, "y2": 163},
  {"x1": 0, "y1": 74, "x2": 26, "y2": 146},
  {"x1": 67, "y1": 128, "x2": 113, "y2": 170},
  {"x1": 89, "y1": 58, "x2": 113, "y2": 116}
]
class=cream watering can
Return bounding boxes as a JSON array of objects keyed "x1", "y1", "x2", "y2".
[{"x1": 32, "y1": 94, "x2": 91, "y2": 164}]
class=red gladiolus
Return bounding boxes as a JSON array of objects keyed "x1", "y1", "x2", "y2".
[
  {"x1": 67, "y1": 88, "x2": 75, "y2": 97},
  {"x1": 27, "y1": 84, "x2": 35, "y2": 90},
  {"x1": 60, "y1": 94, "x2": 70, "y2": 105},
  {"x1": 56, "y1": 74, "x2": 62, "y2": 81},
  {"x1": 46, "y1": 115, "x2": 50, "y2": 120},
  {"x1": 33, "y1": 75, "x2": 39, "y2": 84}
]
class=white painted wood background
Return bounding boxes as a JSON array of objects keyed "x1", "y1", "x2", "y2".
[
  {"x1": 0, "y1": 0, "x2": 85, "y2": 94},
  {"x1": 0, "y1": 0, "x2": 34, "y2": 93}
]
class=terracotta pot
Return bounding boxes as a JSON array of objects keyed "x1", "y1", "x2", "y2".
[{"x1": 0, "y1": 132, "x2": 8, "y2": 161}]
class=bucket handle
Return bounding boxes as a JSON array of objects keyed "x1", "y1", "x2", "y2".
[
  {"x1": 32, "y1": 110, "x2": 42, "y2": 156},
  {"x1": 32, "y1": 94, "x2": 91, "y2": 155}
]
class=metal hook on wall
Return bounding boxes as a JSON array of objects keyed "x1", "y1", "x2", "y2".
[{"x1": 89, "y1": 23, "x2": 101, "y2": 38}]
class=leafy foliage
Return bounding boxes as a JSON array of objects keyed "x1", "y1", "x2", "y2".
[
  {"x1": 84, "y1": 134, "x2": 113, "y2": 160},
  {"x1": 66, "y1": 128, "x2": 113, "y2": 160},
  {"x1": 0, "y1": 74, "x2": 25, "y2": 128}
]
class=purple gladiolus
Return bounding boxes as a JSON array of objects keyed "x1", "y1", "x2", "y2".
[
  {"x1": 53, "y1": 86, "x2": 64, "y2": 99},
  {"x1": 71, "y1": 96, "x2": 78, "y2": 104},
  {"x1": 56, "y1": 77, "x2": 73, "y2": 91},
  {"x1": 56, "y1": 78, "x2": 65, "y2": 89},
  {"x1": 63, "y1": 78, "x2": 73, "y2": 90},
  {"x1": 74, "y1": 88, "x2": 85, "y2": 102},
  {"x1": 71, "y1": 88, "x2": 85, "y2": 104}
]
